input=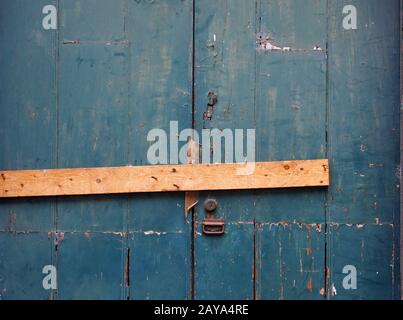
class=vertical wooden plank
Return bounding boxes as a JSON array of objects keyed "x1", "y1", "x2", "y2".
[
  {"x1": 130, "y1": 232, "x2": 190, "y2": 300},
  {"x1": 327, "y1": 0, "x2": 401, "y2": 299},
  {"x1": 328, "y1": 0, "x2": 400, "y2": 224},
  {"x1": 0, "y1": 0, "x2": 56, "y2": 229},
  {"x1": 0, "y1": 0, "x2": 57, "y2": 299},
  {"x1": 0, "y1": 0, "x2": 57, "y2": 171},
  {"x1": 256, "y1": 223, "x2": 325, "y2": 300},
  {"x1": 254, "y1": 0, "x2": 327, "y2": 223},
  {"x1": 193, "y1": 0, "x2": 257, "y2": 299},
  {"x1": 56, "y1": 0, "x2": 128, "y2": 299},
  {"x1": 57, "y1": 44, "x2": 129, "y2": 231},
  {"x1": 254, "y1": 0, "x2": 327, "y2": 299},
  {"x1": 194, "y1": 0, "x2": 256, "y2": 130},
  {"x1": 195, "y1": 223, "x2": 254, "y2": 300},
  {"x1": 194, "y1": 0, "x2": 328, "y2": 299},
  {"x1": 126, "y1": 0, "x2": 193, "y2": 299},
  {"x1": 128, "y1": 195, "x2": 191, "y2": 299}
]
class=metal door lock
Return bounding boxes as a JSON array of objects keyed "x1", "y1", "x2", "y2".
[{"x1": 202, "y1": 219, "x2": 225, "y2": 235}]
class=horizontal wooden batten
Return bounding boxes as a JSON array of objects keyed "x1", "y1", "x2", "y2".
[{"x1": 0, "y1": 159, "x2": 329, "y2": 198}]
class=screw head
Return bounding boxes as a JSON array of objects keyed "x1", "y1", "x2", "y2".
[{"x1": 204, "y1": 198, "x2": 218, "y2": 213}]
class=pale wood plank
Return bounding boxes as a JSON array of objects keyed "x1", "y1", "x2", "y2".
[{"x1": 0, "y1": 159, "x2": 329, "y2": 198}]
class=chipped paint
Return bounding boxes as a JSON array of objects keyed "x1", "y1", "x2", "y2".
[
  {"x1": 256, "y1": 33, "x2": 325, "y2": 53},
  {"x1": 256, "y1": 35, "x2": 282, "y2": 51},
  {"x1": 143, "y1": 231, "x2": 167, "y2": 236},
  {"x1": 307, "y1": 278, "x2": 313, "y2": 292},
  {"x1": 53, "y1": 232, "x2": 65, "y2": 250},
  {"x1": 331, "y1": 283, "x2": 337, "y2": 296}
]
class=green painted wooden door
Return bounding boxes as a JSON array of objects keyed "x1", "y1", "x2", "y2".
[
  {"x1": 0, "y1": 0, "x2": 193, "y2": 300},
  {"x1": 193, "y1": 0, "x2": 400, "y2": 300},
  {"x1": 194, "y1": 0, "x2": 328, "y2": 300},
  {"x1": 0, "y1": 0, "x2": 401, "y2": 300}
]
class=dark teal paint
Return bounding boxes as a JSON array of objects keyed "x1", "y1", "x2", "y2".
[
  {"x1": 56, "y1": 2, "x2": 130, "y2": 298},
  {"x1": 0, "y1": 0, "x2": 401, "y2": 300},
  {"x1": 125, "y1": 0, "x2": 193, "y2": 300},
  {"x1": 0, "y1": 233, "x2": 52, "y2": 300},
  {"x1": 0, "y1": 0, "x2": 57, "y2": 231},
  {"x1": 256, "y1": 223, "x2": 325, "y2": 300},
  {"x1": 327, "y1": 0, "x2": 401, "y2": 299},
  {"x1": 130, "y1": 232, "x2": 190, "y2": 300},
  {"x1": 194, "y1": 0, "x2": 327, "y2": 299},
  {"x1": 195, "y1": 223, "x2": 255, "y2": 300},
  {"x1": 57, "y1": 232, "x2": 125, "y2": 300},
  {"x1": 0, "y1": 0, "x2": 57, "y2": 299},
  {"x1": 60, "y1": 0, "x2": 127, "y2": 42},
  {"x1": 329, "y1": 224, "x2": 395, "y2": 300},
  {"x1": 1, "y1": 0, "x2": 193, "y2": 300},
  {"x1": 193, "y1": 0, "x2": 257, "y2": 300}
]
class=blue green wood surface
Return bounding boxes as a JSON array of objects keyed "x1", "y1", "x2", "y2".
[
  {"x1": 57, "y1": 232, "x2": 125, "y2": 300},
  {"x1": 327, "y1": 0, "x2": 401, "y2": 299},
  {"x1": 0, "y1": 0, "x2": 401, "y2": 300},
  {"x1": 329, "y1": 224, "x2": 395, "y2": 299},
  {"x1": 195, "y1": 223, "x2": 255, "y2": 300},
  {"x1": 0, "y1": 233, "x2": 52, "y2": 300},
  {"x1": 0, "y1": 0, "x2": 57, "y2": 299},
  {"x1": 256, "y1": 223, "x2": 325, "y2": 300},
  {"x1": 194, "y1": 0, "x2": 327, "y2": 299},
  {"x1": 0, "y1": 0, "x2": 192, "y2": 300},
  {"x1": 125, "y1": 0, "x2": 193, "y2": 300}
]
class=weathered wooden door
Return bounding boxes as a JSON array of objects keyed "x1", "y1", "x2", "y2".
[
  {"x1": 194, "y1": 0, "x2": 328, "y2": 300},
  {"x1": 193, "y1": 0, "x2": 400, "y2": 300},
  {"x1": 0, "y1": 0, "x2": 401, "y2": 300},
  {"x1": 0, "y1": 0, "x2": 193, "y2": 300}
]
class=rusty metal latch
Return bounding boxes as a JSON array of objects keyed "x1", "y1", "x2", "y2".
[
  {"x1": 203, "y1": 92, "x2": 218, "y2": 120},
  {"x1": 202, "y1": 198, "x2": 224, "y2": 235},
  {"x1": 202, "y1": 219, "x2": 225, "y2": 236}
]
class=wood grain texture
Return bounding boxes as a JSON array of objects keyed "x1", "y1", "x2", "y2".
[
  {"x1": 193, "y1": 0, "x2": 328, "y2": 300},
  {"x1": 0, "y1": 160, "x2": 329, "y2": 198},
  {"x1": 327, "y1": 0, "x2": 401, "y2": 300},
  {"x1": 125, "y1": 0, "x2": 193, "y2": 300},
  {"x1": 256, "y1": 223, "x2": 325, "y2": 300},
  {"x1": 1, "y1": 0, "x2": 399, "y2": 301},
  {"x1": 0, "y1": 0, "x2": 57, "y2": 300}
]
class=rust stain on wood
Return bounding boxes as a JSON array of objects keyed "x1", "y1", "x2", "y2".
[{"x1": 307, "y1": 278, "x2": 313, "y2": 292}]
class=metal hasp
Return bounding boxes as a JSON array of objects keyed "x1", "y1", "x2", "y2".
[
  {"x1": 202, "y1": 219, "x2": 225, "y2": 236},
  {"x1": 202, "y1": 198, "x2": 224, "y2": 236}
]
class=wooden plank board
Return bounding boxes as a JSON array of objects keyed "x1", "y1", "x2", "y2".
[
  {"x1": 193, "y1": 0, "x2": 328, "y2": 300},
  {"x1": 0, "y1": 159, "x2": 329, "y2": 198},
  {"x1": 327, "y1": 0, "x2": 401, "y2": 299},
  {"x1": 125, "y1": 0, "x2": 193, "y2": 300}
]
